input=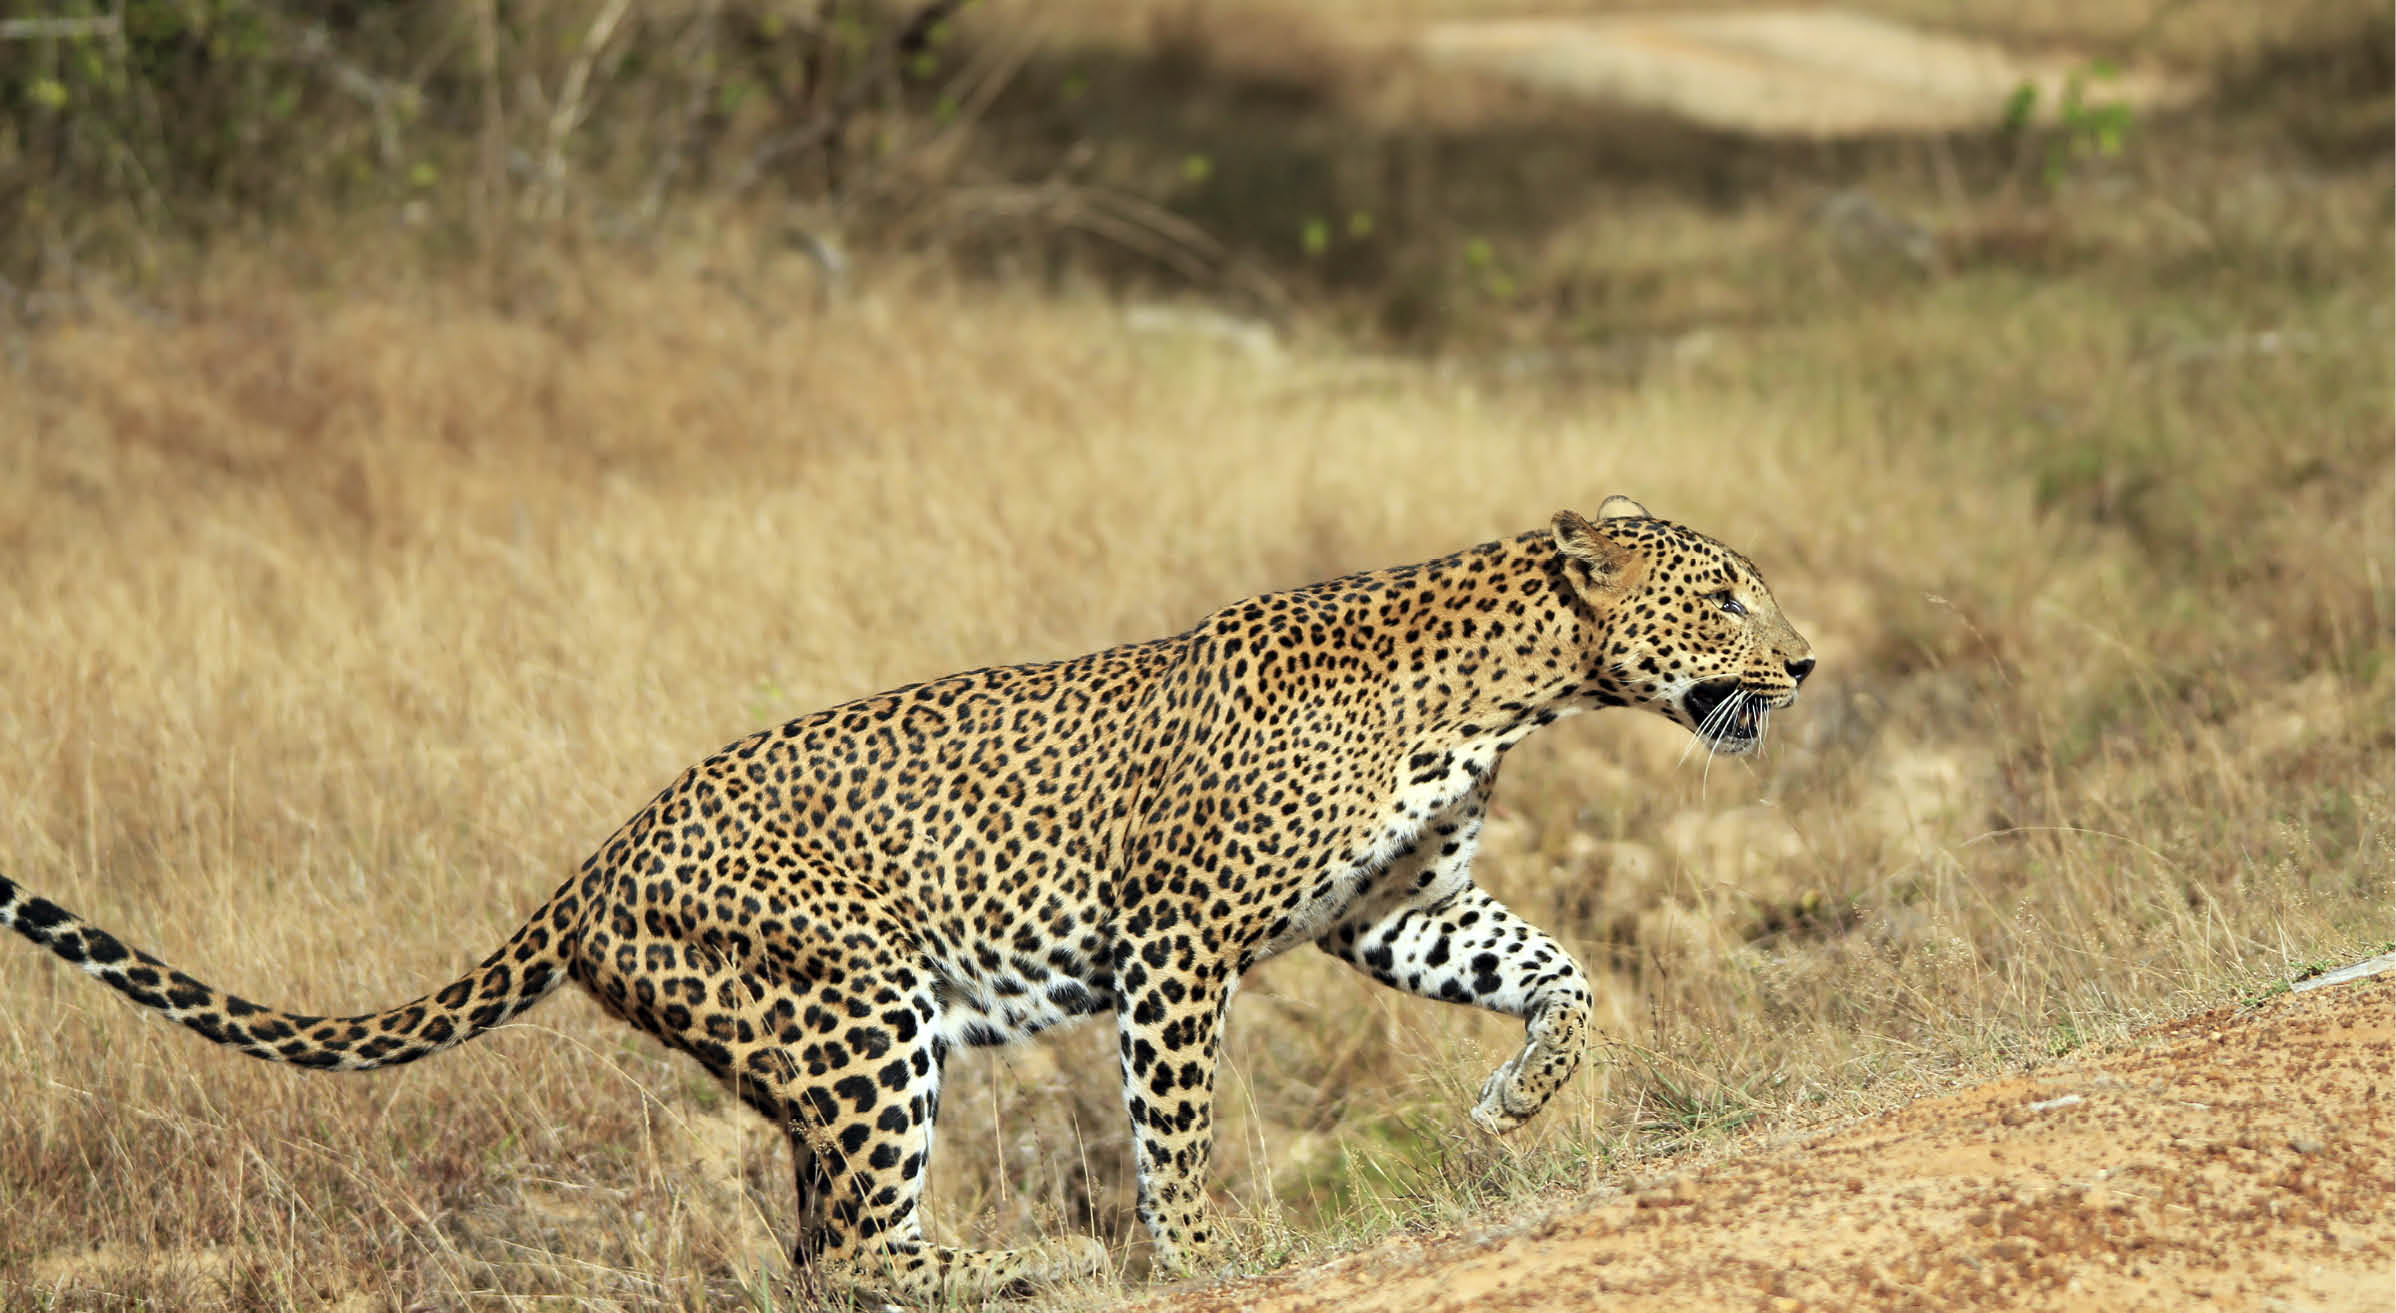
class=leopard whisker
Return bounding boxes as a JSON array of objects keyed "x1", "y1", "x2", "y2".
[
  {"x1": 1679, "y1": 684, "x2": 1737, "y2": 770},
  {"x1": 1675, "y1": 705, "x2": 1711, "y2": 770},
  {"x1": 1700, "y1": 692, "x2": 1730, "y2": 783},
  {"x1": 1677, "y1": 688, "x2": 1719, "y2": 769},
  {"x1": 1702, "y1": 688, "x2": 1749, "y2": 785}
]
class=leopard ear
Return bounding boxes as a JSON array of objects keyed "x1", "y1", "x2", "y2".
[
  {"x1": 1596, "y1": 494, "x2": 1651, "y2": 522},
  {"x1": 1551, "y1": 509, "x2": 1635, "y2": 588}
]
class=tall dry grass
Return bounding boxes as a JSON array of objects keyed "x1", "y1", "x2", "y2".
[
  {"x1": 0, "y1": 237, "x2": 2384, "y2": 1308},
  {"x1": 0, "y1": 5, "x2": 2389, "y2": 1303}
]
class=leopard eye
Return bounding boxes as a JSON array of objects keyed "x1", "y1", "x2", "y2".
[{"x1": 1716, "y1": 593, "x2": 1747, "y2": 618}]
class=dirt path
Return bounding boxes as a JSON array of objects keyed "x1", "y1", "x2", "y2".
[
  {"x1": 1144, "y1": 973, "x2": 2393, "y2": 1313},
  {"x1": 1410, "y1": 9, "x2": 2195, "y2": 138}
]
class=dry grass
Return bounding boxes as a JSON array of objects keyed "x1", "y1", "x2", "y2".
[{"x1": 1, "y1": 6, "x2": 2390, "y2": 1311}]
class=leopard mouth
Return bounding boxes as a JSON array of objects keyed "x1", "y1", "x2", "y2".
[{"x1": 1681, "y1": 679, "x2": 1767, "y2": 754}]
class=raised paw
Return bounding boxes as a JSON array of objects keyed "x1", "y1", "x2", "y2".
[
  {"x1": 1469, "y1": 1051, "x2": 1539, "y2": 1134},
  {"x1": 1468, "y1": 1034, "x2": 1582, "y2": 1135}
]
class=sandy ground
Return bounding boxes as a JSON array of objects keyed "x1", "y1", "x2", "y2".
[
  {"x1": 22, "y1": 975, "x2": 2387, "y2": 1312},
  {"x1": 1143, "y1": 972, "x2": 2394, "y2": 1313},
  {"x1": 1410, "y1": 9, "x2": 2196, "y2": 137}
]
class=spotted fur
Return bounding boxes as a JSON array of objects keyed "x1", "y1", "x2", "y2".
[{"x1": 1, "y1": 498, "x2": 1812, "y2": 1300}]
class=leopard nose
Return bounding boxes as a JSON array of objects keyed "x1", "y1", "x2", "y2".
[{"x1": 1786, "y1": 656, "x2": 1816, "y2": 685}]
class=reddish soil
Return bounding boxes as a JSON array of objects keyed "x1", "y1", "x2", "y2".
[{"x1": 1144, "y1": 975, "x2": 2394, "y2": 1313}]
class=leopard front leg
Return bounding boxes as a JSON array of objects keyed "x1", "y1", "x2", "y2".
[
  {"x1": 1111, "y1": 940, "x2": 1233, "y2": 1278},
  {"x1": 1322, "y1": 883, "x2": 1594, "y2": 1135}
]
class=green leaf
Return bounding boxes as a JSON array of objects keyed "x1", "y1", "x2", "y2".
[
  {"x1": 2000, "y1": 82, "x2": 2038, "y2": 134},
  {"x1": 1180, "y1": 154, "x2": 1212, "y2": 184},
  {"x1": 1346, "y1": 210, "x2": 1374, "y2": 239},
  {"x1": 28, "y1": 77, "x2": 68, "y2": 110},
  {"x1": 1301, "y1": 218, "x2": 1330, "y2": 257}
]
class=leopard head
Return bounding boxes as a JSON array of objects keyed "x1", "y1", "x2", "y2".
[{"x1": 1550, "y1": 496, "x2": 1814, "y2": 756}]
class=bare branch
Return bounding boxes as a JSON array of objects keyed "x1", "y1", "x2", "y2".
[
  {"x1": 731, "y1": 0, "x2": 969, "y2": 196},
  {"x1": 537, "y1": 0, "x2": 636, "y2": 221},
  {"x1": 0, "y1": 16, "x2": 120, "y2": 40}
]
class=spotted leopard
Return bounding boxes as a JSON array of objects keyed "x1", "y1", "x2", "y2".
[{"x1": 1, "y1": 497, "x2": 1812, "y2": 1300}]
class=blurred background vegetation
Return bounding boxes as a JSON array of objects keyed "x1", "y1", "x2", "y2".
[
  {"x1": 0, "y1": 1, "x2": 2388, "y2": 1308},
  {"x1": 2, "y1": 0, "x2": 2385, "y2": 342}
]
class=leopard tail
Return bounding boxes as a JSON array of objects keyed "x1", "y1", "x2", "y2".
[{"x1": 0, "y1": 870, "x2": 578, "y2": 1071}]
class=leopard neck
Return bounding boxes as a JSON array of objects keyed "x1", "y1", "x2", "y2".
[{"x1": 1342, "y1": 530, "x2": 1604, "y2": 746}]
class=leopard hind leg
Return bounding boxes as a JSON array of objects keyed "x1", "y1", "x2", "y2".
[
  {"x1": 776, "y1": 973, "x2": 1107, "y2": 1301},
  {"x1": 581, "y1": 919, "x2": 1103, "y2": 1300}
]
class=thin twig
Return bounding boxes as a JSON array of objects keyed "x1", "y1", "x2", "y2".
[
  {"x1": 287, "y1": 23, "x2": 419, "y2": 168},
  {"x1": 0, "y1": 16, "x2": 120, "y2": 40},
  {"x1": 537, "y1": 0, "x2": 635, "y2": 221},
  {"x1": 637, "y1": 0, "x2": 723, "y2": 225},
  {"x1": 731, "y1": 0, "x2": 969, "y2": 195}
]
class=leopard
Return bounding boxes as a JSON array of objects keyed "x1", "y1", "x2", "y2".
[{"x1": 1, "y1": 496, "x2": 1813, "y2": 1301}]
